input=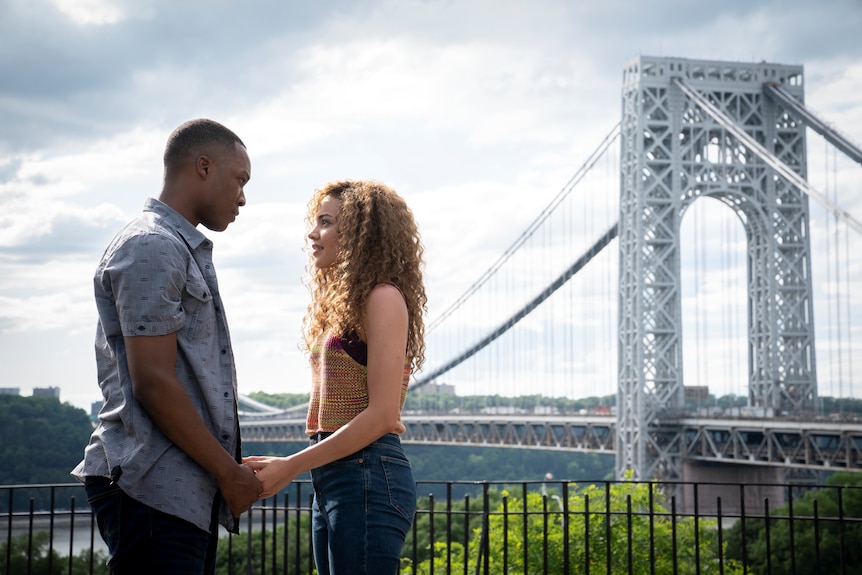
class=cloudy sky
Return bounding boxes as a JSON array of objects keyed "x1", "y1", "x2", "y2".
[{"x1": 2, "y1": 0, "x2": 861, "y2": 411}]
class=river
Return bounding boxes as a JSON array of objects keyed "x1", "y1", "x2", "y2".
[
  {"x1": 2, "y1": 513, "x2": 107, "y2": 558},
  {"x1": 2, "y1": 511, "x2": 292, "y2": 560}
]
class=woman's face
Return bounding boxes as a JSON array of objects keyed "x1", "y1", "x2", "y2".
[{"x1": 308, "y1": 194, "x2": 342, "y2": 269}]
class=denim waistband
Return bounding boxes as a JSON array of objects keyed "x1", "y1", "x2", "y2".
[
  {"x1": 83, "y1": 475, "x2": 112, "y2": 487},
  {"x1": 308, "y1": 431, "x2": 402, "y2": 447}
]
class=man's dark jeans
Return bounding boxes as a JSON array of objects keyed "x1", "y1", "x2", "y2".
[{"x1": 85, "y1": 477, "x2": 219, "y2": 575}]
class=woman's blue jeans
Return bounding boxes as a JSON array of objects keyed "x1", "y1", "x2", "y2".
[
  {"x1": 310, "y1": 433, "x2": 417, "y2": 575},
  {"x1": 84, "y1": 477, "x2": 219, "y2": 575}
]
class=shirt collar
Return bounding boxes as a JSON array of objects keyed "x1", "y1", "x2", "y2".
[{"x1": 143, "y1": 197, "x2": 211, "y2": 250}]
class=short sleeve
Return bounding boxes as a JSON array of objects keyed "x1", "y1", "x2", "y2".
[{"x1": 103, "y1": 233, "x2": 188, "y2": 337}]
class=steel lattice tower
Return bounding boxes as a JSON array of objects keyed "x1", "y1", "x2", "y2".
[{"x1": 616, "y1": 56, "x2": 818, "y2": 482}]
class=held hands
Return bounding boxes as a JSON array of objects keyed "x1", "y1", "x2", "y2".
[
  {"x1": 243, "y1": 455, "x2": 298, "y2": 499},
  {"x1": 218, "y1": 464, "x2": 262, "y2": 517}
]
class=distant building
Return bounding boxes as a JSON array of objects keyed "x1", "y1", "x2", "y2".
[
  {"x1": 32, "y1": 386, "x2": 61, "y2": 399},
  {"x1": 0, "y1": 387, "x2": 21, "y2": 395},
  {"x1": 414, "y1": 382, "x2": 456, "y2": 395},
  {"x1": 684, "y1": 386, "x2": 710, "y2": 404}
]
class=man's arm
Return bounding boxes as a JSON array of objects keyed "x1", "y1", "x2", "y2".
[{"x1": 125, "y1": 333, "x2": 261, "y2": 516}]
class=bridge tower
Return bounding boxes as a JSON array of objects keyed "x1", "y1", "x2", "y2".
[{"x1": 616, "y1": 56, "x2": 818, "y2": 483}]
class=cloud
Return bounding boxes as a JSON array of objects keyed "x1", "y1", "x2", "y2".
[
  {"x1": 0, "y1": 1, "x2": 323, "y2": 154},
  {"x1": 49, "y1": 0, "x2": 132, "y2": 26},
  {"x1": 1, "y1": 0, "x2": 861, "y2": 408},
  {"x1": 0, "y1": 126, "x2": 165, "y2": 257},
  {"x1": 0, "y1": 264, "x2": 95, "y2": 333}
]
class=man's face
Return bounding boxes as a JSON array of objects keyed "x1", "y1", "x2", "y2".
[{"x1": 199, "y1": 141, "x2": 250, "y2": 232}]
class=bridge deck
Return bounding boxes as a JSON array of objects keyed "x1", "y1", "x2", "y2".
[{"x1": 240, "y1": 413, "x2": 862, "y2": 471}]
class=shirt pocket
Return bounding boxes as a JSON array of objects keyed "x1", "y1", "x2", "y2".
[{"x1": 183, "y1": 275, "x2": 215, "y2": 341}]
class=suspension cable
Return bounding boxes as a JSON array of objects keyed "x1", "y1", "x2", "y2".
[
  {"x1": 824, "y1": 139, "x2": 836, "y2": 406},
  {"x1": 426, "y1": 123, "x2": 622, "y2": 333},
  {"x1": 844, "y1": 223, "x2": 856, "y2": 402},
  {"x1": 831, "y1": 145, "x2": 844, "y2": 409},
  {"x1": 413, "y1": 223, "x2": 618, "y2": 388}
]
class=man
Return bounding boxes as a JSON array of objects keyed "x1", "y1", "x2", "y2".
[{"x1": 72, "y1": 119, "x2": 262, "y2": 574}]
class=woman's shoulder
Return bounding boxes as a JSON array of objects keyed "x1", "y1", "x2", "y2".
[
  {"x1": 370, "y1": 282, "x2": 405, "y2": 299},
  {"x1": 365, "y1": 283, "x2": 409, "y2": 340},
  {"x1": 367, "y1": 283, "x2": 408, "y2": 313}
]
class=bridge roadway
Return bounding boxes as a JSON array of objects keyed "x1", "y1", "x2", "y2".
[{"x1": 239, "y1": 412, "x2": 862, "y2": 472}]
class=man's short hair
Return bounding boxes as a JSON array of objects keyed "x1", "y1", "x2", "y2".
[{"x1": 163, "y1": 119, "x2": 245, "y2": 173}]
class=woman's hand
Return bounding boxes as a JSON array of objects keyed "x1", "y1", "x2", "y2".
[{"x1": 243, "y1": 456, "x2": 299, "y2": 499}]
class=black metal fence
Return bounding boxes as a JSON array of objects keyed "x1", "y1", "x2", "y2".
[{"x1": 3, "y1": 477, "x2": 861, "y2": 574}]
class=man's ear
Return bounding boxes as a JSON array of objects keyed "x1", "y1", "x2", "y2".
[{"x1": 196, "y1": 155, "x2": 211, "y2": 178}]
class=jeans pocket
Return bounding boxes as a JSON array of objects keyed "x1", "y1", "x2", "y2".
[
  {"x1": 85, "y1": 480, "x2": 123, "y2": 547},
  {"x1": 380, "y1": 455, "x2": 417, "y2": 521}
]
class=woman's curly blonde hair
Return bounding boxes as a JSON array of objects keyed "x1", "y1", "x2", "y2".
[{"x1": 302, "y1": 179, "x2": 427, "y2": 371}]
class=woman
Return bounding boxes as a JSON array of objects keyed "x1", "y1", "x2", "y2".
[{"x1": 244, "y1": 179, "x2": 427, "y2": 575}]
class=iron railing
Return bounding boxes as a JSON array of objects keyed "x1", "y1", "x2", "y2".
[{"x1": 3, "y1": 478, "x2": 861, "y2": 574}]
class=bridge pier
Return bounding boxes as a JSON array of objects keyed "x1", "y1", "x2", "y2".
[
  {"x1": 682, "y1": 461, "x2": 785, "y2": 516},
  {"x1": 617, "y1": 56, "x2": 819, "y2": 486}
]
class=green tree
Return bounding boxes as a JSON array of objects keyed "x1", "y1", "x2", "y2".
[
  {"x1": 0, "y1": 394, "x2": 93, "y2": 486},
  {"x1": 408, "y1": 490, "x2": 508, "y2": 566},
  {"x1": 405, "y1": 444, "x2": 614, "y2": 489},
  {"x1": 215, "y1": 511, "x2": 314, "y2": 575},
  {"x1": 404, "y1": 477, "x2": 744, "y2": 574},
  {"x1": 725, "y1": 472, "x2": 862, "y2": 574},
  {"x1": 0, "y1": 394, "x2": 94, "y2": 512},
  {"x1": 0, "y1": 531, "x2": 108, "y2": 575}
]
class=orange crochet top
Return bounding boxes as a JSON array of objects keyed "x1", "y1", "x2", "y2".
[{"x1": 305, "y1": 332, "x2": 411, "y2": 435}]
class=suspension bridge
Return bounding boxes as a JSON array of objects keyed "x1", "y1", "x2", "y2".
[{"x1": 239, "y1": 56, "x2": 862, "y2": 502}]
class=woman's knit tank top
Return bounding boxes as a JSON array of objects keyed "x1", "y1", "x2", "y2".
[{"x1": 305, "y1": 332, "x2": 412, "y2": 435}]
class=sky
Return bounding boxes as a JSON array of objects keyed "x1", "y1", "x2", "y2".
[{"x1": 1, "y1": 0, "x2": 861, "y2": 411}]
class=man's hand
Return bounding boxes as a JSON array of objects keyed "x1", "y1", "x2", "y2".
[
  {"x1": 218, "y1": 464, "x2": 262, "y2": 517},
  {"x1": 243, "y1": 456, "x2": 298, "y2": 499}
]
